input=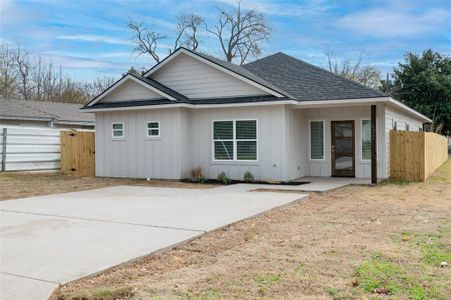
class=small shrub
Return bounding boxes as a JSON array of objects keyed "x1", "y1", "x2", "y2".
[
  {"x1": 190, "y1": 167, "x2": 206, "y2": 183},
  {"x1": 243, "y1": 170, "x2": 254, "y2": 182},
  {"x1": 217, "y1": 172, "x2": 231, "y2": 184}
]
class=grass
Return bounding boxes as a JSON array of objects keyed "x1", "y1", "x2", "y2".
[
  {"x1": 38, "y1": 158, "x2": 451, "y2": 299},
  {"x1": 57, "y1": 287, "x2": 134, "y2": 300},
  {"x1": 353, "y1": 223, "x2": 451, "y2": 300}
]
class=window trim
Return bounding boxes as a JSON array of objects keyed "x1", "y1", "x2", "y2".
[
  {"x1": 146, "y1": 120, "x2": 161, "y2": 138},
  {"x1": 308, "y1": 119, "x2": 325, "y2": 161},
  {"x1": 360, "y1": 119, "x2": 371, "y2": 162},
  {"x1": 211, "y1": 119, "x2": 258, "y2": 162},
  {"x1": 112, "y1": 122, "x2": 125, "y2": 139}
]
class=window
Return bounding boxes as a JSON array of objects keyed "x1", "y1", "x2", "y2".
[
  {"x1": 146, "y1": 121, "x2": 160, "y2": 137},
  {"x1": 361, "y1": 120, "x2": 371, "y2": 160},
  {"x1": 393, "y1": 121, "x2": 398, "y2": 130},
  {"x1": 112, "y1": 122, "x2": 124, "y2": 138},
  {"x1": 213, "y1": 120, "x2": 257, "y2": 161},
  {"x1": 406, "y1": 123, "x2": 410, "y2": 131},
  {"x1": 310, "y1": 120, "x2": 324, "y2": 160}
]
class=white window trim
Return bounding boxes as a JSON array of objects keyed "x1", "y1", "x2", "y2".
[
  {"x1": 308, "y1": 120, "x2": 325, "y2": 161},
  {"x1": 112, "y1": 122, "x2": 125, "y2": 139},
  {"x1": 360, "y1": 119, "x2": 371, "y2": 162},
  {"x1": 212, "y1": 119, "x2": 258, "y2": 162},
  {"x1": 146, "y1": 121, "x2": 161, "y2": 138}
]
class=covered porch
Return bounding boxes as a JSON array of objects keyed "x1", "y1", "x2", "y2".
[{"x1": 287, "y1": 99, "x2": 383, "y2": 183}]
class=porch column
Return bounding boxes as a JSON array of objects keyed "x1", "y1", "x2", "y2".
[{"x1": 371, "y1": 105, "x2": 377, "y2": 184}]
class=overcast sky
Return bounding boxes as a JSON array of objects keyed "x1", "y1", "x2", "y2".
[{"x1": 1, "y1": 0, "x2": 450, "y2": 81}]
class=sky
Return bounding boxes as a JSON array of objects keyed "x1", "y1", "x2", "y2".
[{"x1": 1, "y1": 0, "x2": 450, "y2": 81}]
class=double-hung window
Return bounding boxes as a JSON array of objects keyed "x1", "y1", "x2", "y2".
[
  {"x1": 147, "y1": 121, "x2": 160, "y2": 137},
  {"x1": 361, "y1": 120, "x2": 371, "y2": 161},
  {"x1": 213, "y1": 120, "x2": 257, "y2": 161},
  {"x1": 310, "y1": 120, "x2": 324, "y2": 160},
  {"x1": 112, "y1": 122, "x2": 124, "y2": 138}
]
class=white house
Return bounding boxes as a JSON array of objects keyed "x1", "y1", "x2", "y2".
[{"x1": 82, "y1": 47, "x2": 431, "y2": 183}]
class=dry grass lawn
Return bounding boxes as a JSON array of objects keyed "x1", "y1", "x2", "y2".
[
  {"x1": 0, "y1": 172, "x2": 215, "y2": 201},
  {"x1": 2, "y1": 161, "x2": 450, "y2": 299}
]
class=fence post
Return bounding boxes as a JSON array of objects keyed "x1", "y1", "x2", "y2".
[{"x1": 1, "y1": 128, "x2": 7, "y2": 172}]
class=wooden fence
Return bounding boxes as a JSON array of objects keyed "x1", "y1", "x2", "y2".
[
  {"x1": 390, "y1": 130, "x2": 448, "y2": 182},
  {"x1": 60, "y1": 130, "x2": 95, "y2": 176}
]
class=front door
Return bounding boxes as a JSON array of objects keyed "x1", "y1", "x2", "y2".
[{"x1": 331, "y1": 120, "x2": 355, "y2": 177}]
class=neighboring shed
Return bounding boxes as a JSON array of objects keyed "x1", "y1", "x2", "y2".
[{"x1": 0, "y1": 98, "x2": 94, "y2": 129}]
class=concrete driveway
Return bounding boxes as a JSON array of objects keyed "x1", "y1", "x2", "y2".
[{"x1": 0, "y1": 185, "x2": 306, "y2": 300}]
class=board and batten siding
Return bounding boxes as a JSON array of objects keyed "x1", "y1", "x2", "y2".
[
  {"x1": 150, "y1": 53, "x2": 268, "y2": 99},
  {"x1": 384, "y1": 105, "x2": 424, "y2": 178},
  {"x1": 301, "y1": 104, "x2": 387, "y2": 178},
  {"x1": 101, "y1": 78, "x2": 163, "y2": 103},
  {"x1": 188, "y1": 105, "x2": 286, "y2": 181},
  {"x1": 95, "y1": 108, "x2": 183, "y2": 179},
  {"x1": 95, "y1": 105, "x2": 288, "y2": 181}
]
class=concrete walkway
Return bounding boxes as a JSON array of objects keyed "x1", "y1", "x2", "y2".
[{"x1": 0, "y1": 185, "x2": 306, "y2": 300}]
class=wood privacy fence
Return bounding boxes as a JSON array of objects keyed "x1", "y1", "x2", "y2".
[
  {"x1": 60, "y1": 130, "x2": 95, "y2": 176},
  {"x1": 390, "y1": 130, "x2": 448, "y2": 182}
]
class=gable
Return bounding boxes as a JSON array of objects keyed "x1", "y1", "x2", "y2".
[
  {"x1": 98, "y1": 78, "x2": 164, "y2": 103},
  {"x1": 149, "y1": 53, "x2": 270, "y2": 99}
]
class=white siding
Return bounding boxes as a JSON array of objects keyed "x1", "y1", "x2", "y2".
[
  {"x1": 283, "y1": 107, "x2": 306, "y2": 180},
  {"x1": 0, "y1": 126, "x2": 62, "y2": 171},
  {"x1": 300, "y1": 104, "x2": 387, "y2": 178},
  {"x1": 150, "y1": 53, "x2": 268, "y2": 99},
  {"x1": 95, "y1": 108, "x2": 183, "y2": 179},
  {"x1": 95, "y1": 105, "x2": 286, "y2": 181},
  {"x1": 188, "y1": 105, "x2": 285, "y2": 181},
  {"x1": 384, "y1": 105, "x2": 424, "y2": 177},
  {"x1": 100, "y1": 79, "x2": 163, "y2": 103}
]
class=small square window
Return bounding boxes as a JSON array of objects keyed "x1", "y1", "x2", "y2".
[
  {"x1": 147, "y1": 121, "x2": 160, "y2": 137},
  {"x1": 112, "y1": 122, "x2": 124, "y2": 138}
]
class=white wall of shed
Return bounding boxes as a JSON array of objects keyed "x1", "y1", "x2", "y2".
[{"x1": 150, "y1": 53, "x2": 269, "y2": 99}]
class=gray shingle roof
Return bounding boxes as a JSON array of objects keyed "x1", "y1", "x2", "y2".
[
  {"x1": 0, "y1": 98, "x2": 94, "y2": 124},
  {"x1": 242, "y1": 52, "x2": 387, "y2": 101}
]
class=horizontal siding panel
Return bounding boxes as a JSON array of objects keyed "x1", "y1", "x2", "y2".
[
  {"x1": 6, "y1": 153, "x2": 60, "y2": 162},
  {"x1": 6, "y1": 135, "x2": 60, "y2": 145},
  {"x1": 5, "y1": 127, "x2": 61, "y2": 136},
  {"x1": 6, "y1": 144, "x2": 60, "y2": 154},
  {"x1": 151, "y1": 52, "x2": 269, "y2": 99},
  {"x1": 6, "y1": 161, "x2": 60, "y2": 171}
]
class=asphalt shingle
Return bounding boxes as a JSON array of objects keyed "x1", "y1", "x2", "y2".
[{"x1": 242, "y1": 52, "x2": 387, "y2": 101}]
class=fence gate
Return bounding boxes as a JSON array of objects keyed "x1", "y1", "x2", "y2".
[{"x1": 61, "y1": 130, "x2": 95, "y2": 176}]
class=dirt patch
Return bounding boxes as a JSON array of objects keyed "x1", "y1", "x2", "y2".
[{"x1": 0, "y1": 172, "x2": 216, "y2": 201}]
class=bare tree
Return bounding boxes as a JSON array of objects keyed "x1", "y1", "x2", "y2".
[
  {"x1": 128, "y1": 21, "x2": 167, "y2": 63},
  {"x1": 11, "y1": 44, "x2": 35, "y2": 99},
  {"x1": 325, "y1": 49, "x2": 381, "y2": 88},
  {"x1": 171, "y1": 13, "x2": 204, "y2": 53},
  {"x1": 0, "y1": 44, "x2": 17, "y2": 98},
  {"x1": 207, "y1": 1, "x2": 271, "y2": 64}
]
